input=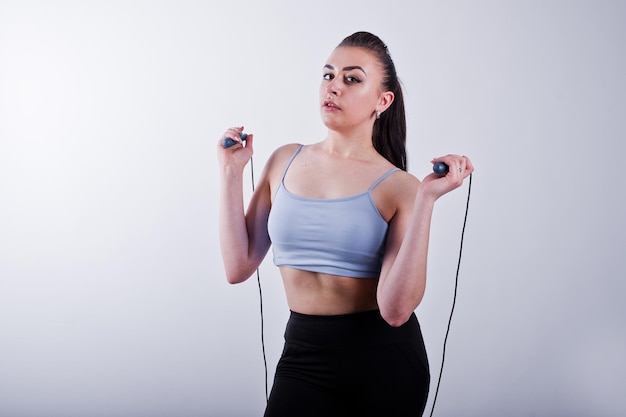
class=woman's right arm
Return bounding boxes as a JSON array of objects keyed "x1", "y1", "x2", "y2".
[{"x1": 217, "y1": 127, "x2": 273, "y2": 284}]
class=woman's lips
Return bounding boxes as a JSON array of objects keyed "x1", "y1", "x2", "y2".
[{"x1": 323, "y1": 100, "x2": 340, "y2": 111}]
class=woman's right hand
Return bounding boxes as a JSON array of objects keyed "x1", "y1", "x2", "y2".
[
  {"x1": 216, "y1": 126, "x2": 254, "y2": 174},
  {"x1": 419, "y1": 154, "x2": 474, "y2": 201}
]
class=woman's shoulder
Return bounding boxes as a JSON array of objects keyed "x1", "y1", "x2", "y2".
[
  {"x1": 386, "y1": 165, "x2": 421, "y2": 191},
  {"x1": 261, "y1": 143, "x2": 304, "y2": 183},
  {"x1": 270, "y1": 142, "x2": 303, "y2": 159},
  {"x1": 372, "y1": 166, "x2": 419, "y2": 221},
  {"x1": 381, "y1": 164, "x2": 422, "y2": 200},
  {"x1": 266, "y1": 143, "x2": 303, "y2": 168}
]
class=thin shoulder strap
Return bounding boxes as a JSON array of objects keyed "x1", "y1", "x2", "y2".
[
  {"x1": 280, "y1": 144, "x2": 304, "y2": 182},
  {"x1": 368, "y1": 168, "x2": 400, "y2": 191}
]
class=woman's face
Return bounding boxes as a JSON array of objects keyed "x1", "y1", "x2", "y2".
[{"x1": 319, "y1": 46, "x2": 393, "y2": 133}]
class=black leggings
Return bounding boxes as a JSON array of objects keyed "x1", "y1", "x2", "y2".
[{"x1": 264, "y1": 310, "x2": 430, "y2": 417}]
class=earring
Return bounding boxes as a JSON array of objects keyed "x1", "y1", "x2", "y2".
[{"x1": 376, "y1": 110, "x2": 381, "y2": 120}]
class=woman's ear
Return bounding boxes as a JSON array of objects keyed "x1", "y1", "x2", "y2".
[{"x1": 377, "y1": 91, "x2": 395, "y2": 115}]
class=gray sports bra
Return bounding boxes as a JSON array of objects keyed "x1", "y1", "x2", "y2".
[{"x1": 267, "y1": 145, "x2": 399, "y2": 278}]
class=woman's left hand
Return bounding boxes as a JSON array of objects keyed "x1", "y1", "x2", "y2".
[{"x1": 420, "y1": 154, "x2": 474, "y2": 200}]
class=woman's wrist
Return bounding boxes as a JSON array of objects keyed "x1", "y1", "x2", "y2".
[
  {"x1": 414, "y1": 185, "x2": 438, "y2": 207},
  {"x1": 220, "y1": 164, "x2": 245, "y2": 180}
]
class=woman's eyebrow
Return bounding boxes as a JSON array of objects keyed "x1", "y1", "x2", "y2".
[{"x1": 323, "y1": 64, "x2": 367, "y2": 75}]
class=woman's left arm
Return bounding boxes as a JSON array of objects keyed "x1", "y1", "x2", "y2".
[{"x1": 377, "y1": 155, "x2": 474, "y2": 327}]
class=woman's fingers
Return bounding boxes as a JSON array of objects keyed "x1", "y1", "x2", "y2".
[
  {"x1": 432, "y1": 154, "x2": 474, "y2": 178},
  {"x1": 425, "y1": 154, "x2": 474, "y2": 198},
  {"x1": 219, "y1": 126, "x2": 246, "y2": 149}
]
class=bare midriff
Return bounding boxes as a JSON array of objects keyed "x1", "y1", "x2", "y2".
[{"x1": 279, "y1": 266, "x2": 379, "y2": 315}]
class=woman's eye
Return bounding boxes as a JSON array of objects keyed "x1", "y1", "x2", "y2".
[
  {"x1": 346, "y1": 76, "x2": 361, "y2": 84},
  {"x1": 323, "y1": 73, "x2": 334, "y2": 80}
]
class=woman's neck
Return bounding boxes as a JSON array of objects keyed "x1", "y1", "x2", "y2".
[{"x1": 320, "y1": 130, "x2": 377, "y2": 160}]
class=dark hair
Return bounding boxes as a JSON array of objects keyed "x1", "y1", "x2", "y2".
[{"x1": 338, "y1": 31, "x2": 407, "y2": 171}]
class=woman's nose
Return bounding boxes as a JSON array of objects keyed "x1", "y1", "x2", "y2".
[{"x1": 326, "y1": 78, "x2": 340, "y2": 96}]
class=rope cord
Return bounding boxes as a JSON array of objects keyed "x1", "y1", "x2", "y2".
[
  {"x1": 428, "y1": 173, "x2": 473, "y2": 416},
  {"x1": 249, "y1": 157, "x2": 269, "y2": 403}
]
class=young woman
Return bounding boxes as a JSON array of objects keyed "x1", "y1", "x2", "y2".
[{"x1": 218, "y1": 31, "x2": 474, "y2": 416}]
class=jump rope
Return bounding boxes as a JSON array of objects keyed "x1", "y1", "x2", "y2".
[{"x1": 223, "y1": 134, "x2": 473, "y2": 413}]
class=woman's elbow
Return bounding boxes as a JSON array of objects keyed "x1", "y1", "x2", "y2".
[
  {"x1": 223, "y1": 265, "x2": 254, "y2": 285},
  {"x1": 380, "y1": 309, "x2": 412, "y2": 328},
  {"x1": 379, "y1": 296, "x2": 424, "y2": 327},
  {"x1": 225, "y1": 274, "x2": 247, "y2": 285}
]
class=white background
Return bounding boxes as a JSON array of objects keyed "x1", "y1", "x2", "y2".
[{"x1": 1, "y1": 1, "x2": 625, "y2": 416}]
